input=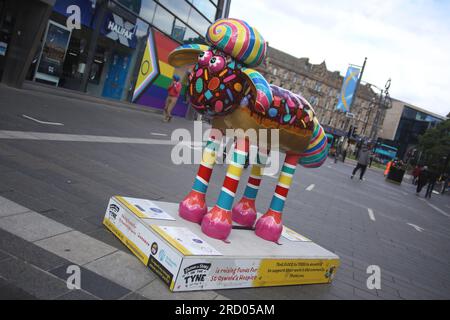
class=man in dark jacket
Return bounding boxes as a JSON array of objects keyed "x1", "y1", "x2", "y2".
[
  {"x1": 416, "y1": 166, "x2": 429, "y2": 195},
  {"x1": 351, "y1": 144, "x2": 370, "y2": 180},
  {"x1": 425, "y1": 170, "x2": 438, "y2": 198}
]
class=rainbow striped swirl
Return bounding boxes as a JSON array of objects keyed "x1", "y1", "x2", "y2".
[
  {"x1": 206, "y1": 18, "x2": 267, "y2": 68},
  {"x1": 242, "y1": 68, "x2": 272, "y2": 113},
  {"x1": 299, "y1": 119, "x2": 328, "y2": 168}
]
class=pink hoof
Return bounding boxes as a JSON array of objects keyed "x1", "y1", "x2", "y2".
[
  {"x1": 179, "y1": 190, "x2": 207, "y2": 223},
  {"x1": 255, "y1": 209, "x2": 283, "y2": 242},
  {"x1": 232, "y1": 197, "x2": 257, "y2": 227},
  {"x1": 201, "y1": 206, "x2": 232, "y2": 240}
]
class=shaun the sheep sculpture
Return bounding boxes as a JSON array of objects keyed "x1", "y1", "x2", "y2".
[{"x1": 168, "y1": 18, "x2": 328, "y2": 243}]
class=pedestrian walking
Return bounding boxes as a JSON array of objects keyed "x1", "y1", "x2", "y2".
[
  {"x1": 425, "y1": 170, "x2": 438, "y2": 198},
  {"x1": 384, "y1": 160, "x2": 393, "y2": 177},
  {"x1": 441, "y1": 174, "x2": 449, "y2": 194},
  {"x1": 368, "y1": 153, "x2": 374, "y2": 168},
  {"x1": 416, "y1": 166, "x2": 429, "y2": 195},
  {"x1": 351, "y1": 144, "x2": 370, "y2": 180},
  {"x1": 412, "y1": 165, "x2": 422, "y2": 185},
  {"x1": 163, "y1": 75, "x2": 182, "y2": 122},
  {"x1": 342, "y1": 148, "x2": 347, "y2": 163},
  {"x1": 334, "y1": 142, "x2": 341, "y2": 163}
]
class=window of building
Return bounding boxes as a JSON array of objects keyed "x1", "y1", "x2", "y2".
[
  {"x1": 310, "y1": 96, "x2": 319, "y2": 107},
  {"x1": 314, "y1": 82, "x2": 322, "y2": 92},
  {"x1": 188, "y1": 6, "x2": 210, "y2": 36},
  {"x1": 160, "y1": 0, "x2": 191, "y2": 22},
  {"x1": 153, "y1": 5, "x2": 175, "y2": 35},
  {"x1": 131, "y1": 0, "x2": 157, "y2": 22},
  {"x1": 188, "y1": 0, "x2": 218, "y2": 21},
  {"x1": 116, "y1": 0, "x2": 216, "y2": 43}
]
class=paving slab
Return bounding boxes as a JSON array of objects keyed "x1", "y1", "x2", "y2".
[
  {"x1": 85, "y1": 250, "x2": 156, "y2": 292},
  {"x1": 0, "y1": 195, "x2": 30, "y2": 217},
  {"x1": 0, "y1": 228, "x2": 68, "y2": 271},
  {"x1": 0, "y1": 191, "x2": 55, "y2": 214},
  {"x1": 50, "y1": 263, "x2": 130, "y2": 300},
  {"x1": 55, "y1": 289, "x2": 100, "y2": 300},
  {"x1": 0, "y1": 249, "x2": 10, "y2": 261},
  {"x1": 120, "y1": 292, "x2": 150, "y2": 300},
  {"x1": 0, "y1": 257, "x2": 70, "y2": 299},
  {"x1": 35, "y1": 230, "x2": 117, "y2": 265},
  {"x1": 0, "y1": 211, "x2": 72, "y2": 242},
  {"x1": 0, "y1": 276, "x2": 37, "y2": 300}
]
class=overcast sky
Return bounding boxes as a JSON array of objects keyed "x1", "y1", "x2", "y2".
[{"x1": 229, "y1": 0, "x2": 450, "y2": 117}]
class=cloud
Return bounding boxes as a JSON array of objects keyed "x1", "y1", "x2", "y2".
[{"x1": 230, "y1": 0, "x2": 450, "y2": 117}]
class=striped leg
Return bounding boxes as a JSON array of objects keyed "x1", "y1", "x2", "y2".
[
  {"x1": 232, "y1": 148, "x2": 269, "y2": 227},
  {"x1": 255, "y1": 152, "x2": 301, "y2": 242},
  {"x1": 179, "y1": 135, "x2": 220, "y2": 223},
  {"x1": 201, "y1": 138, "x2": 249, "y2": 240}
]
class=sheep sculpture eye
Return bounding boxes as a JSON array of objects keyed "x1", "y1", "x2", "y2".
[
  {"x1": 198, "y1": 51, "x2": 212, "y2": 67},
  {"x1": 208, "y1": 56, "x2": 225, "y2": 73}
]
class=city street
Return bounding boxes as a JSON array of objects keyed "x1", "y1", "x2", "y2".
[{"x1": 0, "y1": 84, "x2": 449, "y2": 300}]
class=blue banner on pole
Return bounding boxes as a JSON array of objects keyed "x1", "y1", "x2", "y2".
[{"x1": 336, "y1": 66, "x2": 361, "y2": 113}]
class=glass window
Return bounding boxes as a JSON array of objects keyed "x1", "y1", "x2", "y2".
[
  {"x1": 188, "y1": 7, "x2": 210, "y2": 36},
  {"x1": 116, "y1": 0, "x2": 145, "y2": 14},
  {"x1": 172, "y1": 19, "x2": 188, "y2": 42},
  {"x1": 137, "y1": 0, "x2": 157, "y2": 22},
  {"x1": 153, "y1": 5, "x2": 175, "y2": 35},
  {"x1": 159, "y1": 0, "x2": 191, "y2": 22},
  {"x1": 179, "y1": 23, "x2": 203, "y2": 44},
  {"x1": 190, "y1": 0, "x2": 217, "y2": 21}
]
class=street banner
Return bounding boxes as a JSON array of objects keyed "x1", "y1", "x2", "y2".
[{"x1": 336, "y1": 65, "x2": 361, "y2": 113}]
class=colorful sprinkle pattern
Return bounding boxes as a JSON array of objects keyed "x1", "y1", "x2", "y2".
[
  {"x1": 207, "y1": 18, "x2": 267, "y2": 68},
  {"x1": 245, "y1": 84, "x2": 316, "y2": 131},
  {"x1": 188, "y1": 48, "x2": 253, "y2": 116}
]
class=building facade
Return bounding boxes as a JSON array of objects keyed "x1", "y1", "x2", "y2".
[
  {"x1": 259, "y1": 47, "x2": 383, "y2": 140},
  {"x1": 379, "y1": 98, "x2": 446, "y2": 159},
  {"x1": 0, "y1": 0, "x2": 230, "y2": 116}
]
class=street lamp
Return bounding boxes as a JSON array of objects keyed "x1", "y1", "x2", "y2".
[{"x1": 368, "y1": 79, "x2": 392, "y2": 141}]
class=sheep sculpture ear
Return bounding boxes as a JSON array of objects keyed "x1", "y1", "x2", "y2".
[
  {"x1": 168, "y1": 44, "x2": 212, "y2": 67},
  {"x1": 241, "y1": 67, "x2": 273, "y2": 115}
]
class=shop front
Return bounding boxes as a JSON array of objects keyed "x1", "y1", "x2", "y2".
[{"x1": 28, "y1": 0, "x2": 149, "y2": 102}]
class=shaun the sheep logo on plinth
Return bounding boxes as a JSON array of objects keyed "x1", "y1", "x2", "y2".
[{"x1": 168, "y1": 18, "x2": 328, "y2": 243}]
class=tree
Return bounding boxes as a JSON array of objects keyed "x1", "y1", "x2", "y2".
[{"x1": 418, "y1": 119, "x2": 450, "y2": 174}]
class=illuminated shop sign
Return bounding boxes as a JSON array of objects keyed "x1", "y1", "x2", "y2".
[{"x1": 103, "y1": 13, "x2": 137, "y2": 48}]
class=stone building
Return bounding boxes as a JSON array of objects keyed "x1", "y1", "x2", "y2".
[{"x1": 258, "y1": 47, "x2": 384, "y2": 139}]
